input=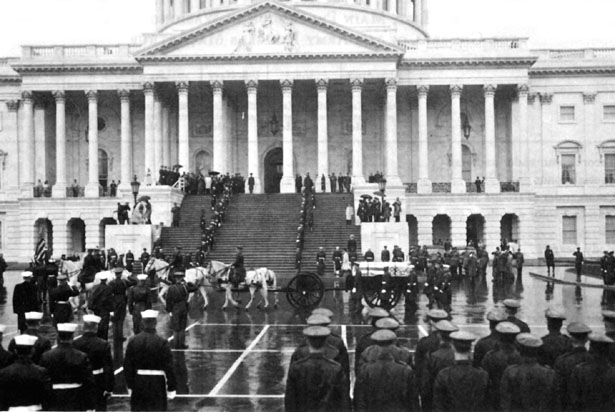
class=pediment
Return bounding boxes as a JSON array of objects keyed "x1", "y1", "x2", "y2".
[{"x1": 137, "y1": 1, "x2": 402, "y2": 60}]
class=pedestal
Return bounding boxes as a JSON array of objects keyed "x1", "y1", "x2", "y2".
[
  {"x1": 451, "y1": 179, "x2": 466, "y2": 194},
  {"x1": 417, "y1": 179, "x2": 432, "y2": 194},
  {"x1": 484, "y1": 178, "x2": 500, "y2": 194}
]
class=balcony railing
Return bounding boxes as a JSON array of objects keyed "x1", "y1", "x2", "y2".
[
  {"x1": 399, "y1": 38, "x2": 528, "y2": 52},
  {"x1": 535, "y1": 48, "x2": 615, "y2": 60},
  {"x1": 500, "y1": 182, "x2": 519, "y2": 193},
  {"x1": 405, "y1": 183, "x2": 417, "y2": 194},
  {"x1": 22, "y1": 44, "x2": 141, "y2": 60},
  {"x1": 432, "y1": 182, "x2": 451, "y2": 193}
]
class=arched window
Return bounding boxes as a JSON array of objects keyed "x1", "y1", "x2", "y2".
[
  {"x1": 98, "y1": 149, "x2": 108, "y2": 188},
  {"x1": 554, "y1": 141, "x2": 582, "y2": 185}
]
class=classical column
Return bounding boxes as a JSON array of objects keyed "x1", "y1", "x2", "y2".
[
  {"x1": 584, "y1": 93, "x2": 597, "y2": 187},
  {"x1": 143, "y1": 82, "x2": 155, "y2": 179},
  {"x1": 415, "y1": 0, "x2": 423, "y2": 25},
  {"x1": 212, "y1": 80, "x2": 224, "y2": 173},
  {"x1": 85, "y1": 90, "x2": 99, "y2": 197},
  {"x1": 316, "y1": 79, "x2": 329, "y2": 193},
  {"x1": 417, "y1": 85, "x2": 431, "y2": 193},
  {"x1": 540, "y1": 93, "x2": 554, "y2": 185},
  {"x1": 246, "y1": 80, "x2": 261, "y2": 193},
  {"x1": 517, "y1": 84, "x2": 532, "y2": 192},
  {"x1": 154, "y1": 92, "x2": 163, "y2": 177},
  {"x1": 155, "y1": 0, "x2": 164, "y2": 26},
  {"x1": 385, "y1": 78, "x2": 402, "y2": 187},
  {"x1": 280, "y1": 79, "x2": 295, "y2": 193},
  {"x1": 162, "y1": 104, "x2": 170, "y2": 168},
  {"x1": 190, "y1": 0, "x2": 199, "y2": 12},
  {"x1": 163, "y1": 0, "x2": 171, "y2": 21},
  {"x1": 34, "y1": 100, "x2": 46, "y2": 185},
  {"x1": 5, "y1": 100, "x2": 20, "y2": 195},
  {"x1": 118, "y1": 90, "x2": 132, "y2": 192},
  {"x1": 52, "y1": 91, "x2": 67, "y2": 197},
  {"x1": 483, "y1": 84, "x2": 500, "y2": 193},
  {"x1": 389, "y1": 0, "x2": 397, "y2": 14},
  {"x1": 351, "y1": 78, "x2": 366, "y2": 186},
  {"x1": 177, "y1": 81, "x2": 190, "y2": 173},
  {"x1": 174, "y1": 0, "x2": 184, "y2": 18},
  {"x1": 20, "y1": 91, "x2": 34, "y2": 197},
  {"x1": 450, "y1": 85, "x2": 465, "y2": 193}
]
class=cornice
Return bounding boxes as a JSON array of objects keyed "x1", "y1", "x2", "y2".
[
  {"x1": 137, "y1": 52, "x2": 401, "y2": 63},
  {"x1": 400, "y1": 57, "x2": 538, "y2": 67},
  {"x1": 0, "y1": 76, "x2": 21, "y2": 83},
  {"x1": 10, "y1": 64, "x2": 142, "y2": 73},
  {"x1": 530, "y1": 67, "x2": 615, "y2": 76}
]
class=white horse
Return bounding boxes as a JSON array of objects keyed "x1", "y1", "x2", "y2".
[
  {"x1": 206, "y1": 260, "x2": 235, "y2": 310},
  {"x1": 143, "y1": 258, "x2": 171, "y2": 305},
  {"x1": 58, "y1": 259, "x2": 85, "y2": 311},
  {"x1": 131, "y1": 200, "x2": 151, "y2": 224},
  {"x1": 185, "y1": 266, "x2": 213, "y2": 309}
]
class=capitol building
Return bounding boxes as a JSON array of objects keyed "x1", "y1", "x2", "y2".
[{"x1": 1, "y1": 0, "x2": 615, "y2": 261}]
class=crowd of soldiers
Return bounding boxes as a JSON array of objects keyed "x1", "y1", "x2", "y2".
[
  {"x1": 295, "y1": 187, "x2": 317, "y2": 269},
  {"x1": 175, "y1": 170, "x2": 247, "y2": 196},
  {"x1": 295, "y1": 172, "x2": 353, "y2": 193},
  {"x1": 285, "y1": 303, "x2": 615, "y2": 412},
  {"x1": 357, "y1": 196, "x2": 402, "y2": 223}
]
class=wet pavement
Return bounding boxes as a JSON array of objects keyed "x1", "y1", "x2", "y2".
[{"x1": 0, "y1": 266, "x2": 612, "y2": 411}]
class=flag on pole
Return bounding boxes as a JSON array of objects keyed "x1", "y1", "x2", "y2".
[{"x1": 34, "y1": 238, "x2": 47, "y2": 264}]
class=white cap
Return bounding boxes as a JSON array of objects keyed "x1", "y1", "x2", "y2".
[
  {"x1": 137, "y1": 274, "x2": 148, "y2": 281},
  {"x1": 14, "y1": 335, "x2": 38, "y2": 346},
  {"x1": 57, "y1": 323, "x2": 78, "y2": 333},
  {"x1": 141, "y1": 310, "x2": 159, "y2": 319},
  {"x1": 21, "y1": 271, "x2": 33, "y2": 279},
  {"x1": 0, "y1": 325, "x2": 6, "y2": 333},
  {"x1": 83, "y1": 314, "x2": 101, "y2": 324},
  {"x1": 25, "y1": 312, "x2": 43, "y2": 321}
]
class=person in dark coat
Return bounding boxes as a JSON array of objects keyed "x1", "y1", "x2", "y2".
[
  {"x1": 231, "y1": 246, "x2": 246, "y2": 287},
  {"x1": 0, "y1": 325, "x2": 15, "y2": 368},
  {"x1": 473, "y1": 308, "x2": 507, "y2": 368},
  {"x1": 363, "y1": 249, "x2": 375, "y2": 262},
  {"x1": 569, "y1": 333, "x2": 615, "y2": 412},
  {"x1": 332, "y1": 246, "x2": 343, "y2": 276},
  {"x1": 73, "y1": 315, "x2": 114, "y2": 411},
  {"x1": 89, "y1": 275, "x2": 114, "y2": 340},
  {"x1": 109, "y1": 266, "x2": 134, "y2": 341},
  {"x1": 422, "y1": 320, "x2": 459, "y2": 412},
  {"x1": 354, "y1": 329, "x2": 419, "y2": 412},
  {"x1": 166, "y1": 271, "x2": 196, "y2": 349},
  {"x1": 347, "y1": 235, "x2": 357, "y2": 254},
  {"x1": 354, "y1": 308, "x2": 391, "y2": 376},
  {"x1": 0, "y1": 253, "x2": 6, "y2": 287},
  {"x1": 500, "y1": 333, "x2": 558, "y2": 412},
  {"x1": 40, "y1": 323, "x2": 96, "y2": 412},
  {"x1": 127, "y1": 275, "x2": 151, "y2": 335},
  {"x1": 125, "y1": 250, "x2": 135, "y2": 273},
  {"x1": 434, "y1": 331, "x2": 488, "y2": 412},
  {"x1": 381, "y1": 246, "x2": 390, "y2": 262},
  {"x1": 414, "y1": 309, "x2": 449, "y2": 393},
  {"x1": 124, "y1": 310, "x2": 176, "y2": 411},
  {"x1": 247, "y1": 173, "x2": 255, "y2": 194},
  {"x1": 544, "y1": 245, "x2": 555, "y2": 276},
  {"x1": 539, "y1": 308, "x2": 571, "y2": 367},
  {"x1": 503, "y1": 299, "x2": 530, "y2": 333},
  {"x1": 356, "y1": 318, "x2": 412, "y2": 374},
  {"x1": 553, "y1": 322, "x2": 592, "y2": 411},
  {"x1": 0, "y1": 334, "x2": 53, "y2": 411},
  {"x1": 515, "y1": 248, "x2": 524, "y2": 281},
  {"x1": 49, "y1": 274, "x2": 79, "y2": 325},
  {"x1": 82, "y1": 249, "x2": 102, "y2": 286},
  {"x1": 303, "y1": 313, "x2": 350, "y2": 379},
  {"x1": 329, "y1": 173, "x2": 337, "y2": 193},
  {"x1": 338, "y1": 174, "x2": 344, "y2": 193},
  {"x1": 295, "y1": 174, "x2": 302, "y2": 193},
  {"x1": 139, "y1": 248, "x2": 150, "y2": 273},
  {"x1": 285, "y1": 326, "x2": 350, "y2": 412},
  {"x1": 316, "y1": 247, "x2": 326, "y2": 276},
  {"x1": 12, "y1": 271, "x2": 40, "y2": 333},
  {"x1": 171, "y1": 203, "x2": 180, "y2": 227},
  {"x1": 573, "y1": 247, "x2": 584, "y2": 282},
  {"x1": 7, "y1": 312, "x2": 52, "y2": 365}
]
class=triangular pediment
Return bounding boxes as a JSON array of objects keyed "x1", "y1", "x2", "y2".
[{"x1": 137, "y1": 1, "x2": 402, "y2": 60}]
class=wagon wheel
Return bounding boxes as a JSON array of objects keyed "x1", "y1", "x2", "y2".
[
  {"x1": 286, "y1": 272, "x2": 325, "y2": 309},
  {"x1": 363, "y1": 276, "x2": 403, "y2": 311}
]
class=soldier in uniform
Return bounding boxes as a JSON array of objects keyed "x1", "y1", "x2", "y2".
[
  {"x1": 89, "y1": 274, "x2": 114, "y2": 340},
  {"x1": 109, "y1": 264, "x2": 134, "y2": 342},
  {"x1": 500, "y1": 333, "x2": 558, "y2": 412},
  {"x1": 128, "y1": 275, "x2": 151, "y2": 335},
  {"x1": 124, "y1": 310, "x2": 176, "y2": 411},
  {"x1": 285, "y1": 326, "x2": 350, "y2": 412},
  {"x1": 540, "y1": 308, "x2": 571, "y2": 367},
  {"x1": 381, "y1": 246, "x2": 390, "y2": 262},
  {"x1": 434, "y1": 331, "x2": 489, "y2": 412},
  {"x1": 231, "y1": 246, "x2": 245, "y2": 287},
  {"x1": 40, "y1": 323, "x2": 95, "y2": 411},
  {"x1": 573, "y1": 247, "x2": 584, "y2": 282},
  {"x1": 553, "y1": 322, "x2": 592, "y2": 410},
  {"x1": 515, "y1": 248, "x2": 524, "y2": 281},
  {"x1": 12, "y1": 271, "x2": 40, "y2": 333},
  {"x1": 392, "y1": 245, "x2": 405, "y2": 262},
  {"x1": 73, "y1": 315, "x2": 114, "y2": 411},
  {"x1": 316, "y1": 247, "x2": 326, "y2": 276},
  {"x1": 544, "y1": 245, "x2": 555, "y2": 277},
  {"x1": 414, "y1": 309, "x2": 449, "y2": 393},
  {"x1": 357, "y1": 317, "x2": 412, "y2": 374},
  {"x1": 139, "y1": 248, "x2": 150, "y2": 273},
  {"x1": 49, "y1": 274, "x2": 79, "y2": 325},
  {"x1": 332, "y1": 246, "x2": 343, "y2": 277},
  {"x1": 196, "y1": 247, "x2": 207, "y2": 267},
  {"x1": 0, "y1": 324, "x2": 14, "y2": 368},
  {"x1": 502, "y1": 298, "x2": 530, "y2": 333},
  {"x1": 8, "y1": 312, "x2": 52, "y2": 365},
  {"x1": 0, "y1": 334, "x2": 52, "y2": 411},
  {"x1": 347, "y1": 235, "x2": 357, "y2": 254},
  {"x1": 166, "y1": 271, "x2": 196, "y2": 349},
  {"x1": 602, "y1": 310, "x2": 615, "y2": 363},
  {"x1": 303, "y1": 312, "x2": 350, "y2": 378},
  {"x1": 125, "y1": 250, "x2": 135, "y2": 273},
  {"x1": 170, "y1": 247, "x2": 183, "y2": 272},
  {"x1": 354, "y1": 329, "x2": 419, "y2": 412},
  {"x1": 354, "y1": 307, "x2": 390, "y2": 376},
  {"x1": 363, "y1": 248, "x2": 374, "y2": 262},
  {"x1": 473, "y1": 308, "x2": 507, "y2": 367}
]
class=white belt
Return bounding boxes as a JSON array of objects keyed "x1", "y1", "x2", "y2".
[
  {"x1": 137, "y1": 369, "x2": 165, "y2": 376},
  {"x1": 8, "y1": 406, "x2": 42, "y2": 412},
  {"x1": 53, "y1": 383, "x2": 82, "y2": 390},
  {"x1": 92, "y1": 368, "x2": 104, "y2": 375},
  {"x1": 56, "y1": 301, "x2": 69, "y2": 304}
]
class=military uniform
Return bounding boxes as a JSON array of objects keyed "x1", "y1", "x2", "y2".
[
  {"x1": 125, "y1": 251, "x2": 135, "y2": 273},
  {"x1": 473, "y1": 331, "x2": 500, "y2": 368},
  {"x1": 433, "y1": 359, "x2": 488, "y2": 412},
  {"x1": 381, "y1": 248, "x2": 390, "y2": 262},
  {"x1": 49, "y1": 281, "x2": 79, "y2": 325},
  {"x1": 166, "y1": 278, "x2": 195, "y2": 349},
  {"x1": 358, "y1": 343, "x2": 412, "y2": 374},
  {"x1": 139, "y1": 250, "x2": 150, "y2": 273},
  {"x1": 500, "y1": 355, "x2": 558, "y2": 411},
  {"x1": 90, "y1": 281, "x2": 114, "y2": 340},
  {"x1": 0, "y1": 357, "x2": 53, "y2": 410},
  {"x1": 12, "y1": 274, "x2": 40, "y2": 332},
  {"x1": 128, "y1": 280, "x2": 152, "y2": 335},
  {"x1": 554, "y1": 346, "x2": 591, "y2": 410},
  {"x1": 8, "y1": 326, "x2": 52, "y2": 365},
  {"x1": 109, "y1": 275, "x2": 133, "y2": 341},
  {"x1": 481, "y1": 342, "x2": 521, "y2": 411},
  {"x1": 316, "y1": 249, "x2": 326, "y2": 276},
  {"x1": 73, "y1": 330, "x2": 114, "y2": 411},
  {"x1": 540, "y1": 330, "x2": 572, "y2": 367},
  {"x1": 364, "y1": 250, "x2": 375, "y2": 262},
  {"x1": 422, "y1": 340, "x2": 455, "y2": 411}
]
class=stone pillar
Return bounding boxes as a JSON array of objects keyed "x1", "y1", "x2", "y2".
[
  {"x1": 417, "y1": 85, "x2": 431, "y2": 193},
  {"x1": 34, "y1": 100, "x2": 46, "y2": 185},
  {"x1": 5, "y1": 100, "x2": 20, "y2": 195},
  {"x1": 540, "y1": 93, "x2": 554, "y2": 185},
  {"x1": 212, "y1": 80, "x2": 224, "y2": 174},
  {"x1": 450, "y1": 213, "x2": 466, "y2": 248},
  {"x1": 85, "y1": 90, "x2": 99, "y2": 197},
  {"x1": 483, "y1": 214, "x2": 501, "y2": 256},
  {"x1": 351, "y1": 78, "x2": 366, "y2": 186},
  {"x1": 415, "y1": 0, "x2": 423, "y2": 25},
  {"x1": 20, "y1": 91, "x2": 34, "y2": 197},
  {"x1": 163, "y1": 0, "x2": 171, "y2": 21},
  {"x1": 177, "y1": 81, "x2": 190, "y2": 174},
  {"x1": 280, "y1": 79, "x2": 295, "y2": 193},
  {"x1": 246, "y1": 80, "x2": 262, "y2": 194},
  {"x1": 583, "y1": 93, "x2": 596, "y2": 186},
  {"x1": 162, "y1": 105, "x2": 170, "y2": 168},
  {"x1": 174, "y1": 0, "x2": 184, "y2": 18},
  {"x1": 316, "y1": 79, "x2": 329, "y2": 193},
  {"x1": 52, "y1": 91, "x2": 67, "y2": 197},
  {"x1": 450, "y1": 85, "x2": 465, "y2": 193},
  {"x1": 143, "y1": 82, "x2": 155, "y2": 179},
  {"x1": 118, "y1": 90, "x2": 132, "y2": 192},
  {"x1": 154, "y1": 93, "x2": 163, "y2": 179},
  {"x1": 389, "y1": 0, "x2": 397, "y2": 14},
  {"x1": 417, "y1": 215, "x2": 432, "y2": 246},
  {"x1": 422, "y1": 0, "x2": 429, "y2": 31},
  {"x1": 190, "y1": 0, "x2": 199, "y2": 12},
  {"x1": 155, "y1": 0, "x2": 164, "y2": 26},
  {"x1": 483, "y1": 84, "x2": 500, "y2": 193},
  {"x1": 385, "y1": 78, "x2": 402, "y2": 187},
  {"x1": 517, "y1": 84, "x2": 532, "y2": 192}
]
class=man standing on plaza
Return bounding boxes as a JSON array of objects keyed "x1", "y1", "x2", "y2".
[
  {"x1": 316, "y1": 247, "x2": 326, "y2": 276},
  {"x1": 166, "y1": 271, "x2": 195, "y2": 349},
  {"x1": 381, "y1": 246, "x2": 390, "y2": 262},
  {"x1": 515, "y1": 248, "x2": 524, "y2": 282},
  {"x1": 545, "y1": 245, "x2": 555, "y2": 276},
  {"x1": 573, "y1": 247, "x2": 584, "y2": 282},
  {"x1": 89, "y1": 274, "x2": 114, "y2": 340},
  {"x1": 139, "y1": 248, "x2": 150, "y2": 273},
  {"x1": 503, "y1": 298, "x2": 531, "y2": 333},
  {"x1": 12, "y1": 271, "x2": 39, "y2": 333},
  {"x1": 109, "y1": 265, "x2": 132, "y2": 342},
  {"x1": 125, "y1": 249, "x2": 135, "y2": 273},
  {"x1": 49, "y1": 274, "x2": 79, "y2": 325},
  {"x1": 540, "y1": 308, "x2": 571, "y2": 367},
  {"x1": 392, "y1": 198, "x2": 402, "y2": 222},
  {"x1": 128, "y1": 274, "x2": 151, "y2": 335},
  {"x1": 248, "y1": 173, "x2": 255, "y2": 194}
]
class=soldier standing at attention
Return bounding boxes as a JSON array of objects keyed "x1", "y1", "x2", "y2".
[
  {"x1": 109, "y1": 264, "x2": 133, "y2": 342},
  {"x1": 515, "y1": 248, "x2": 524, "y2": 281},
  {"x1": 363, "y1": 248, "x2": 374, "y2": 262},
  {"x1": 139, "y1": 248, "x2": 150, "y2": 273},
  {"x1": 73, "y1": 315, "x2": 114, "y2": 411},
  {"x1": 128, "y1": 274, "x2": 151, "y2": 335},
  {"x1": 125, "y1": 250, "x2": 135, "y2": 273},
  {"x1": 12, "y1": 271, "x2": 40, "y2": 333},
  {"x1": 354, "y1": 308, "x2": 390, "y2": 376},
  {"x1": 414, "y1": 309, "x2": 450, "y2": 391},
  {"x1": 347, "y1": 234, "x2": 357, "y2": 254},
  {"x1": 124, "y1": 310, "x2": 176, "y2": 411},
  {"x1": 544, "y1": 245, "x2": 555, "y2": 277},
  {"x1": 540, "y1": 308, "x2": 571, "y2": 367},
  {"x1": 49, "y1": 274, "x2": 79, "y2": 325},
  {"x1": 502, "y1": 298, "x2": 531, "y2": 333},
  {"x1": 305, "y1": 312, "x2": 350, "y2": 379},
  {"x1": 7, "y1": 312, "x2": 52, "y2": 365},
  {"x1": 166, "y1": 271, "x2": 196, "y2": 349},
  {"x1": 473, "y1": 308, "x2": 507, "y2": 367},
  {"x1": 381, "y1": 246, "x2": 390, "y2": 262},
  {"x1": 316, "y1": 247, "x2": 326, "y2": 276},
  {"x1": 285, "y1": 326, "x2": 350, "y2": 412},
  {"x1": 573, "y1": 247, "x2": 584, "y2": 282},
  {"x1": 357, "y1": 317, "x2": 412, "y2": 373},
  {"x1": 332, "y1": 246, "x2": 343, "y2": 277},
  {"x1": 248, "y1": 173, "x2": 255, "y2": 194},
  {"x1": 89, "y1": 274, "x2": 114, "y2": 340},
  {"x1": 553, "y1": 322, "x2": 592, "y2": 410},
  {"x1": 40, "y1": 323, "x2": 95, "y2": 411}
]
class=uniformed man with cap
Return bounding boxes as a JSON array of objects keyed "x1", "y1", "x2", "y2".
[
  {"x1": 414, "y1": 309, "x2": 449, "y2": 390},
  {"x1": 316, "y1": 247, "x2": 326, "y2": 276},
  {"x1": 139, "y1": 248, "x2": 150, "y2": 273},
  {"x1": 89, "y1": 273, "x2": 114, "y2": 340},
  {"x1": 310, "y1": 308, "x2": 350, "y2": 374},
  {"x1": 73, "y1": 315, "x2": 114, "y2": 411},
  {"x1": 540, "y1": 308, "x2": 571, "y2": 367},
  {"x1": 125, "y1": 250, "x2": 135, "y2": 273},
  {"x1": 8, "y1": 312, "x2": 52, "y2": 364},
  {"x1": 166, "y1": 270, "x2": 196, "y2": 349},
  {"x1": 500, "y1": 333, "x2": 558, "y2": 411},
  {"x1": 357, "y1": 317, "x2": 412, "y2": 373},
  {"x1": 49, "y1": 274, "x2": 79, "y2": 325},
  {"x1": 569, "y1": 332, "x2": 615, "y2": 411},
  {"x1": 473, "y1": 308, "x2": 507, "y2": 367},
  {"x1": 127, "y1": 274, "x2": 151, "y2": 335},
  {"x1": 124, "y1": 310, "x2": 176, "y2": 411},
  {"x1": 0, "y1": 324, "x2": 14, "y2": 368},
  {"x1": 0, "y1": 334, "x2": 52, "y2": 411},
  {"x1": 354, "y1": 307, "x2": 390, "y2": 375},
  {"x1": 230, "y1": 245, "x2": 245, "y2": 287},
  {"x1": 553, "y1": 322, "x2": 592, "y2": 410},
  {"x1": 354, "y1": 329, "x2": 419, "y2": 412},
  {"x1": 285, "y1": 326, "x2": 350, "y2": 412},
  {"x1": 40, "y1": 323, "x2": 95, "y2": 411},
  {"x1": 109, "y1": 263, "x2": 135, "y2": 342},
  {"x1": 12, "y1": 271, "x2": 40, "y2": 333},
  {"x1": 434, "y1": 331, "x2": 488, "y2": 412},
  {"x1": 481, "y1": 321, "x2": 522, "y2": 411},
  {"x1": 502, "y1": 298, "x2": 530, "y2": 333}
]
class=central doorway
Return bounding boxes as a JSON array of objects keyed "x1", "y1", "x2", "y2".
[{"x1": 264, "y1": 148, "x2": 283, "y2": 193}]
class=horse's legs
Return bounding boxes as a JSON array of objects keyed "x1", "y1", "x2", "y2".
[
  {"x1": 258, "y1": 287, "x2": 269, "y2": 310},
  {"x1": 224, "y1": 286, "x2": 238, "y2": 309},
  {"x1": 245, "y1": 286, "x2": 256, "y2": 310},
  {"x1": 199, "y1": 286, "x2": 208, "y2": 309}
]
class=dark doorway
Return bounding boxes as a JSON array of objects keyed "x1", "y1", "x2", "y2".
[
  {"x1": 432, "y1": 215, "x2": 451, "y2": 246},
  {"x1": 67, "y1": 218, "x2": 86, "y2": 254},
  {"x1": 406, "y1": 215, "x2": 418, "y2": 247},
  {"x1": 34, "y1": 218, "x2": 53, "y2": 257},
  {"x1": 264, "y1": 148, "x2": 283, "y2": 194},
  {"x1": 466, "y1": 214, "x2": 485, "y2": 247}
]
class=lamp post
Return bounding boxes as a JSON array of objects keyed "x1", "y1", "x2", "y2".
[
  {"x1": 377, "y1": 178, "x2": 387, "y2": 221},
  {"x1": 130, "y1": 175, "x2": 141, "y2": 206}
]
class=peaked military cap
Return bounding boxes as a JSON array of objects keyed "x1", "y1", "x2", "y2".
[
  {"x1": 567, "y1": 322, "x2": 592, "y2": 335},
  {"x1": 306, "y1": 314, "x2": 331, "y2": 326},
  {"x1": 312, "y1": 308, "x2": 334, "y2": 318},
  {"x1": 57, "y1": 274, "x2": 68, "y2": 280},
  {"x1": 83, "y1": 314, "x2": 101, "y2": 324},
  {"x1": 545, "y1": 308, "x2": 566, "y2": 320},
  {"x1": 375, "y1": 317, "x2": 400, "y2": 330},
  {"x1": 371, "y1": 329, "x2": 397, "y2": 343},
  {"x1": 495, "y1": 321, "x2": 521, "y2": 335},
  {"x1": 502, "y1": 299, "x2": 521, "y2": 309},
  {"x1": 516, "y1": 333, "x2": 543, "y2": 348},
  {"x1": 601, "y1": 310, "x2": 615, "y2": 322},
  {"x1": 368, "y1": 307, "x2": 390, "y2": 318},
  {"x1": 141, "y1": 310, "x2": 159, "y2": 319},
  {"x1": 486, "y1": 309, "x2": 507, "y2": 322},
  {"x1": 426, "y1": 309, "x2": 449, "y2": 321},
  {"x1": 434, "y1": 320, "x2": 459, "y2": 333},
  {"x1": 21, "y1": 271, "x2": 33, "y2": 279},
  {"x1": 450, "y1": 331, "x2": 476, "y2": 342},
  {"x1": 25, "y1": 312, "x2": 43, "y2": 321},
  {"x1": 588, "y1": 333, "x2": 614, "y2": 344},
  {"x1": 303, "y1": 326, "x2": 330, "y2": 337},
  {"x1": 14, "y1": 335, "x2": 38, "y2": 346},
  {"x1": 137, "y1": 274, "x2": 148, "y2": 281},
  {"x1": 57, "y1": 323, "x2": 78, "y2": 333}
]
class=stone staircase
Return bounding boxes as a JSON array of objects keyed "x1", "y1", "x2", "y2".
[{"x1": 159, "y1": 195, "x2": 212, "y2": 255}]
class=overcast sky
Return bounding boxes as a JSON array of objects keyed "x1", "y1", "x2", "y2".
[{"x1": 0, "y1": 0, "x2": 614, "y2": 56}]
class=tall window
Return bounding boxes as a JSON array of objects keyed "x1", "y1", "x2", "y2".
[
  {"x1": 98, "y1": 149, "x2": 108, "y2": 188},
  {"x1": 462, "y1": 145, "x2": 472, "y2": 182},
  {"x1": 607, "y1": 216, "x2": 615, "y2": 244},
  {"x1": 605, "y1": 154, "x2": 615, "y2": 184},
  {"x1": 561, "y1": 154, "x2": 576, "y2": 184},
  {"x1": 559, "y1": 106, "x2": 576, "y2": 122},
  {"x1": 562, "y1": 216, "x2": 577, "y2": 245},
  {"x1": 604, "y1": 105, "x2": 615, "y2": 122}
]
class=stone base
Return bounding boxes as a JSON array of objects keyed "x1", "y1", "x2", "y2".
[
  {"x1": 484, "y1": 178, "x2": 500, "y2": 194},
  {"x1": 352, "y1": 175, "x2": 366, "y2": 187},
  {"x1": 384, "y1": 175, "x2": 403, "y2": 188},
  {"x1": 84, "y1": 183, "x2": 100, "y2": 198},
  {"x1": 519, "y1": 177, "x2": 535, "y2": 193},
  {"x1": 451, "y1": 179, "x2": 466, "y2": 194},
  {"x1": 20, "y1": 184, "x2": 34, "y2": 198},
  {"x1": 360, "y1": 222, "x2": 409, "y2": 259},
  {"x1": 105, "y1": 224, "x2": 155, "y2": 256},
  {"x1": 280, "y1": 175, "x2": 296, "y2": 194},
  {"x1": 52, "y1": 183, "x2": 67, "y2": 198},
  {"x1": 417, "y1": 179, "x2": 432, "y2": 194}
]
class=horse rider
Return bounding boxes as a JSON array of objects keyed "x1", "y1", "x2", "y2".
[
  {"x1": 231, "y1": 246, "x2": 246, "y2": 287},
  {"x1": 81, "y1": 248, "x2": 102, "y2": 288}
]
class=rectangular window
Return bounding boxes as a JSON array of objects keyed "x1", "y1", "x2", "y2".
[
  {"x1": 561, "y1": 154, "x2": 576, "y2": 184},
  {"x1": 607, "y1": 216, "x2": 615, "y2": 243},
  {"x1": 606, "y1": 154, "x2": 615, "y2": 184},
  {"x1": 560, "y1": 105, "x2": 576, "y2": 122},
  {"x1": 604, "y1": 105, "x2": 615, "y2": 122},
  {"x1": 563, "y1": 216, "x2": 577, "y2": 245}
]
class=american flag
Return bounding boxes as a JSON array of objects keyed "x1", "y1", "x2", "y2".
[{"x1": 34, "y1": 238, "x2": 47, "y2": 264}]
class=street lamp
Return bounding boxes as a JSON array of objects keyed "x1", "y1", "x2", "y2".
[
  {"x1": 377, "y1": 177, "x2": 387, "y2": 197},
  {"x1": 130, "y1": 175, "x2": 141, "y2": 206}
]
